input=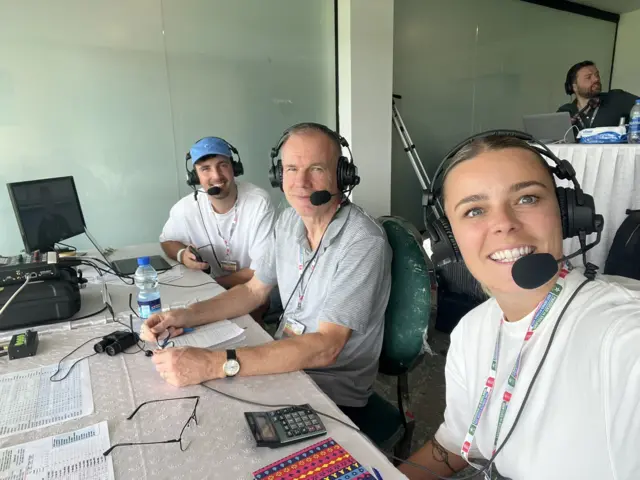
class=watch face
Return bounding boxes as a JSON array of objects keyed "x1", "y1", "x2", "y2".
[{"x1": 223, "y1": 359, "x2": 240, "y2": 376}]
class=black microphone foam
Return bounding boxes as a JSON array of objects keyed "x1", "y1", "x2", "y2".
[
  {"x1": 207, "y1": 186, "x2": 222, "y2": 196},
  {"x1": 310, "y1": 190, "x2": 333, "y2": 206},
  {"x1": 512, "y1": 253, "x2": 560, "y2": 290}
]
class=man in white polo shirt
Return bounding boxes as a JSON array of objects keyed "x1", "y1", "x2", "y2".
[{"x1": 159, "y1": 136, "x2": 275, "y2": 292}]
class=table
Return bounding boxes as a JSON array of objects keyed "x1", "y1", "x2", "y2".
[
  {"x1": 0, "y1": 244, "x2": 406, "y2": 479},
  {"x1": 546, "y1": 144, "x2": 640, "y2": 269}
]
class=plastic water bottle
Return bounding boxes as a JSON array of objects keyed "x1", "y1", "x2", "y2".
[
  {"x1": 629, "y1": 99, "x2": 640, "y2": 144},
  {"x1": 134, "y1": 256, "x2": 162, "y2": 319}
]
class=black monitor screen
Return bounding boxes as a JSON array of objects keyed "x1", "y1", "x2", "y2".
[{"x1": 7, "y1": 176, "x2": 86, "y2": 253}]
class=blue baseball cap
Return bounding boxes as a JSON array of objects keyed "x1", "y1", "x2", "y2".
[{"x1": 189, "y1": 137, "x2": 232, "y2": 165}]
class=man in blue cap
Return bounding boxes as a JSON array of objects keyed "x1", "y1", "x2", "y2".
[{"x1": 160, "y1": 136, "x2": 276, "y2": 295}]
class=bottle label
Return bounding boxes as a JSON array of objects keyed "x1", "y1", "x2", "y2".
[
  {"x1": 138, "y1": 298, "x2": 162, "y2": 319},
  {"x1": 630, "y1": 115, "x2": 640, "y2": 134}
]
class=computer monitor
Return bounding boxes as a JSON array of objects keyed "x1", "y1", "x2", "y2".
[{"x1": 7, "y1": 176, "x2": 87, "y2": 253}]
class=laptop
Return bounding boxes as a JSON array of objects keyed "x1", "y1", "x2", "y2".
[
  {"x1": 84, "y1": 227, "x2": 171, "y2": 276},
  {"x1": 112, "y1": 256, "x2": 172, "y2": 276},
  {"x1": 523, "y1": 112, "x2": 576, "y2": 143}
]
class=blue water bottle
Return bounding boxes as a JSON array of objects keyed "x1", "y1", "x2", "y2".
[{"x1": 134, "y1": 256, "x2": 162, "y2": 319}]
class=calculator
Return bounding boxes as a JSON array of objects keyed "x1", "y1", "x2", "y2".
[{"x1": 244, "y1": 404, "x2": 327, "y2": 448}]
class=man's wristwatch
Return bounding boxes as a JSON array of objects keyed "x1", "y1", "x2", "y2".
[{"x1": 223, "y1": 349, "x2": 240, "y2": 377}]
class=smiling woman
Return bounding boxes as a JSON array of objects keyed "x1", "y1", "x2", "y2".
[{"x1": 399, "y1": 132, "x2": 640, "y2": 480}]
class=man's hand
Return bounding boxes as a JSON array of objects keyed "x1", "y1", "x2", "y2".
[
  {"x1": 152, "y1": 347, "x2": 224, "y2": 387},
  {"x1": 181, "y1": 246, "x2": 209, "y2": 271},
  {"x1": 140, "y1": 309, "x2": 192, "y2": 342}
]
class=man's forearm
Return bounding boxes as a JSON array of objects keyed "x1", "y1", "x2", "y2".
[
  {"x1": 216, "y1": 268, "x2": 254, "y2": 289},
  {"x1": 398, "y1": 438, "x2": 467, "y2": 480},
  {"x1": 161, "y1": 241, "x2": 187, "y2": 261},
  {"x1": 227, "y1": 332, "x2": 341, "y2": 377},
  {"x1": 185, "y1": 283, "x2": 266, "y2": 328}
]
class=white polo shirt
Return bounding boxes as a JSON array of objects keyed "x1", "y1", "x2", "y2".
[
  {"x1": 159, "y1": 181, "x2": 275, "y2": 277},
  {"x1": 435, "y1": 268, "x2": 640, "y2": 480}
]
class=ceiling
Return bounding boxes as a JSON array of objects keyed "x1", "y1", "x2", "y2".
[{"x1": 568, "y1": 0, "x2": 640, "y2": 13}]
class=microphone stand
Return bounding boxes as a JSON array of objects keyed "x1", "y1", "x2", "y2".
[{"x1": 392, "y1": 95, "x2": 440, "y2": 229}]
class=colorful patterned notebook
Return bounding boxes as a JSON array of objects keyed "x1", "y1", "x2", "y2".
[{"x1": 253, "y1": 438, "x2": 376, "y2": 480}]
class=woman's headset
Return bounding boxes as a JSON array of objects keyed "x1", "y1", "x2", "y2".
[
  {"x1": 185, "y1": 136, "x2": 244, "y2": 188},
  {"x1": 424, "y1": 129, "x2": 602, "y2": 268},
  {"x1": 268, "y1": 122, "x2": 360, "y2": 192}
]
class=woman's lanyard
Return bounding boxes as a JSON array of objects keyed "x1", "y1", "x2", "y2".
[
  {"x1": 461, "y1": 265, "x2": 570, "y2": 472},
  {"x1": 213, "y1": 203, "x2": 238, "y2": 259},
  {"x1": 296, "y1": 245, "x2": 319, "y2": 311}
]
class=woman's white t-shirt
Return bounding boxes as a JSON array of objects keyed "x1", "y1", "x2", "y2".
[
  {"x1": 435, "y1": 268, "x2": 640, "y2": 480},
  {"x1": 159, "y1": 181, "x2": 275, "y2": 278}
]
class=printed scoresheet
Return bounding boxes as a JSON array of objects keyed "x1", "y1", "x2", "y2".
[
  {"x1": 0, "y1": 361, "x2": 94, "y2": 438},
  {"x1": 0, "y1": 421, "x2": 114, "y2": 480}
]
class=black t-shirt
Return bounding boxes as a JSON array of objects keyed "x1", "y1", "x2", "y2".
[{"x1": 557, "y1": 89, "x2": 639, "y2": 130}]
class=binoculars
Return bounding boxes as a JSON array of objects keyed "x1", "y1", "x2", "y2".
[{"x1": 94, "y1": 331, "x2": 138, "y2": 356}]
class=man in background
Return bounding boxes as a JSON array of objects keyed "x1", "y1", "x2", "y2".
[
  {"x1": 557, "y1": 60, "x2": 638, "y2": 130},
  {"x1": 160, "y1": 136, "x2": 275, "y2": 293}
]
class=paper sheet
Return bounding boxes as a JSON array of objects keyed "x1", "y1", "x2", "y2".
[
  {"x1": 172, "y1": 320, "x2": 245, "y2": 348},
  {"x1": 0, "y1": 421, "x2": 115, "y2": 480},
  {"x1": 0, "y1": 361, "x2": 94, "y2": 439}
]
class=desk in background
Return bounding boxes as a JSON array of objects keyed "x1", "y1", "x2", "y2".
[
  {"x1": 0, "y1": 244, "x2": 406, "y2": 479},
  {"x1": 546, "y1": 144, "x2": 640, "y2": 269}
]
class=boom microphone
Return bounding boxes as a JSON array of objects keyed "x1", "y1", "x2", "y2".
[
  {"x1": 207, "y1": 186, "x2": 222, "y2": 196},
  {"x1": 512, "y1": 253, "x2": 561, "y2": 290},
  {"x1": 512, "y1": 216, "x2": 604, "y2": 289},
  {"x1": 310, "y1": 190, "x2": 337, "y2": 206}
]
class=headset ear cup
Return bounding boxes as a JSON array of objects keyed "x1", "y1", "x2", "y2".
[
  {"x1": 232, "y1": 160, "x2": 244, "y2": 177},
  {"x1": 186, "y1": 169, "x2": 199, "y2": 187},
  {"x1": 431, "y1": 218, "x2": 462, "y2": 267},
  {"x1": 556, "y1": 187, "x2": 571, "y2": 239},
  {"x1": 337, "y1": 156, "x2": 359, "y2": 191},
  {"x1": 267, "y1": 160, "x2": 283, "y2": 191}
]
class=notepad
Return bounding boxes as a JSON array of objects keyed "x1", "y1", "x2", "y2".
[
  {"x1": 171, "y1": 320, "x2": 245, "y2": 348},
  {"x1": 253, "y1": 437, "x2": 376, "y2": 480}
]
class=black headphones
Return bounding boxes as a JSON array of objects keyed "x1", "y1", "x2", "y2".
[
  {"x1": 185, "y1": 137, "x2": 244, "y2": 188},
  {"x1": 268, "y1": 122, "x2": 360, "y2": 192},
  {"x1": 424, "y1": 129, "x2": 601, "y2": 268}
]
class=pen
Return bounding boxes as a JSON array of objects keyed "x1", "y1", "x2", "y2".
[
  {"x1": 183, "y1": 328, "x2": 195, "y2": 333},
  {"x1": 369, "y1": 466, "x2": 383, "y2": 480}
]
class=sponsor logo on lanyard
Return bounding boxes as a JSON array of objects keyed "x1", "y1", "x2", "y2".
[{"x1": 461, "y1": 265, "x2": 570, "y2": 476}]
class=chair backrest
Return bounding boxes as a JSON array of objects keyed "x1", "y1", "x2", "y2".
[{"x1": 378, "y1": 215, "x2": 437, "y2": 376}]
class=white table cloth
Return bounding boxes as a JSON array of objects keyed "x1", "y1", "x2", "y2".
[{"x1": 0, "y1": 244, "x2": 406, "y2": 479}]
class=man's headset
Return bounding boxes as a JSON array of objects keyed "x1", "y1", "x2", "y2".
[
  {"x1": 185, "y1": 136, "x2": 244, "y2": 188},
  {"x1": 268, "y1": 122, "x2": 360, "y2": 193},
  {"x1": 423, "y1": 129, "x2": 603, "y2": 270}
]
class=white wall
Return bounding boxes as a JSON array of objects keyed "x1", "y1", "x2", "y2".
[
  {"x1": 338, "y1": 0, "x2": 394, "y2": 219},
  {"x1": 612, "y1": 8, "x2": 640, "y2": 94}
]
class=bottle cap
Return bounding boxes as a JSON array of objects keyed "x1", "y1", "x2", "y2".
[{"x1": 137, "y1": 256, "x2": 150, "y2": 266}]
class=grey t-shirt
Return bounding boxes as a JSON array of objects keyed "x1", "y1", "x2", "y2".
[{"x1": 252, "y1": 202, "x2": 392, "y2": 407}]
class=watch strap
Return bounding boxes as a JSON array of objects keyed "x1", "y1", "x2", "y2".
[
  {"x1": 226, "y1": 349, "x2": 237, "y2": 361},
  {"x1": 177, "y1": 248, "x2": 186, "y2": 264}
]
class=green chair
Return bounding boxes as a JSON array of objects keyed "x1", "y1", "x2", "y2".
[{"x1": 358, "y1": 215, "x2": 438, "y2": 461}]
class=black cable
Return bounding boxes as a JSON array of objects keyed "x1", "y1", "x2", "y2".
[
  {"x1": 200, "y1": 383, "x2": 358, "y2": 431},
  {"x1": 158, "y1": 281, "x2": 217, "y2": 288},
  {"x1": 195, "y1": 192, "x2": 223, "y2": 270},
  {"x1": 50, "y1": 336, "x2": 104, "y2": 382},
  {"x1": 56, "y1": 241, "x2": 77, "y2": 252},
  {"x1": 72, "y1": 304, "x2": 109, "y2": 321}
]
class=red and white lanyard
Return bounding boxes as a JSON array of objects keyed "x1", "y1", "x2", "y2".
[
  {"x1": 213, "y1": 203, "x2": 238, "y2": 259},
  {"x1": 296, "y1": 245, "x2": 319, "y2": 311},
  {"x1": 461, "y1": 265, "x2": 570, "y2": 473}
]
